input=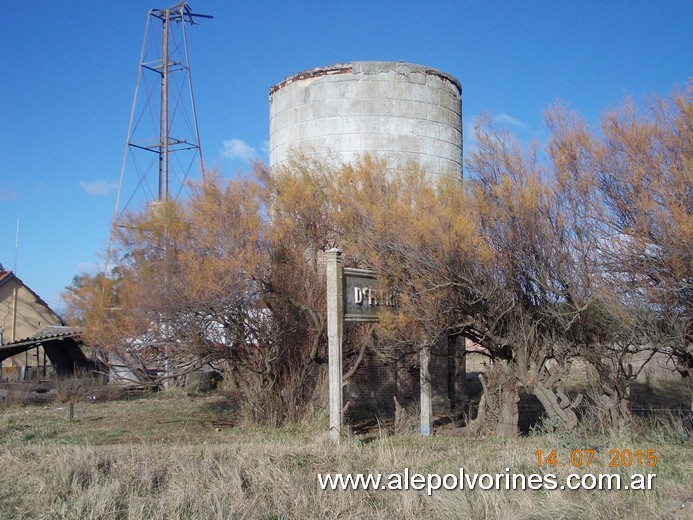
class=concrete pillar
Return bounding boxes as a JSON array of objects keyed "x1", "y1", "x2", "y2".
[
  {"x1": 420, "y1": 344, "x2": 432, "y2": 436},
  {"x1": 326, "y1": 248, "x2": 344, "y2": 444}
]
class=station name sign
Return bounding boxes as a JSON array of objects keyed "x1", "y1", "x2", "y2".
[
  {"x1": 326, "y1": 248, "x2": 429, "y2": 444},
  {"x1": 343, "y1": 267, "x2": 396, "y2": 322}
]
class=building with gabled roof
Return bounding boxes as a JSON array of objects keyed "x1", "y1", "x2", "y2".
[{"x1": 0, "y1": 270, "x2": 68, "y2": 380}]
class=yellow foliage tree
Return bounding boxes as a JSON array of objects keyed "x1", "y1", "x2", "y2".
[{"x1": 62, "y1": 86, "x2": 690, "y2": 430}]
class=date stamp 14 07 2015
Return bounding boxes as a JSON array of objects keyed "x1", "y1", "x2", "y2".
[{"x1": 535, "y1": 449, "x2": 658, "y2": 468}]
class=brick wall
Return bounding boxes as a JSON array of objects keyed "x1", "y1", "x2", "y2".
[{"x1": 344, "y1": 336, "x2": 466, "y2": 420}]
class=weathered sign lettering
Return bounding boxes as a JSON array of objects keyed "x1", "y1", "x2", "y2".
[
  {"x1": 353, "y1": 286, "x2": 396, "y2": 307},
  {"x1": 343, "y1": 267, "x2": 395, "y2": 322}
]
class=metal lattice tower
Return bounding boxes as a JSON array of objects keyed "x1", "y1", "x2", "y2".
[{"x1": 114, "y1": 2, "x2": 211, "y2": 216}]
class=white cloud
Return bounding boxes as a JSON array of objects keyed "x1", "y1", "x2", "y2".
[
  {"x1": 493, "y1": 112, "x2": 527, "y2": 128},
  {"x1": 221, "y1": 138, "x2": 258, "y2": 162},
  {"x1": 80, "y1": 180, "x2": 117, "y2": 196}
]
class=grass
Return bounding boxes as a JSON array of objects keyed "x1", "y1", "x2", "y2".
[{"x1": 0, "y1": 388, "x2": 690, "y2": 519}]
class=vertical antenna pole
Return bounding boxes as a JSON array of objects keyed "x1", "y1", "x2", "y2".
[{"x1": 13, "y1": 219, "x2": 19, "y2": 274}]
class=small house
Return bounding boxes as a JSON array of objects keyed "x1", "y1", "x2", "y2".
[{"x1": 0, "y1": 270, "x2": 92, "y2": 380}]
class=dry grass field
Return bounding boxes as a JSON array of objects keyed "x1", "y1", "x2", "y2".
[{"x1": 0, "y1": 382, "x2": 691, "y2": 520}]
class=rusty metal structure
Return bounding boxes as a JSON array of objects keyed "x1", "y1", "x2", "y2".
[{"x1": 115, "y1": 2, "x2": 211, "y2": 215}]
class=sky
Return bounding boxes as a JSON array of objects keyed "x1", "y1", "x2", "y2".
[{"x1": 1, "y1": 1, "x2": 691, "y2": 314}]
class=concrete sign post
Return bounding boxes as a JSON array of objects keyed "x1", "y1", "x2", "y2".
[
  {"x1": 325, "y1": 249, "x2": 344, "y2": 444},
  {"x1": 420, "y1": 345, "x2": 432, "y2": 436}
]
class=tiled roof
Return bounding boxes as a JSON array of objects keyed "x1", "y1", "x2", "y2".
[{"x1": 0, "y1": 325, "x2": 89, "y2": 372}]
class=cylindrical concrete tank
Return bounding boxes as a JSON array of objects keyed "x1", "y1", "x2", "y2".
[{"x1": 269, "y1": 61, "x2": 462, "y2": 178}]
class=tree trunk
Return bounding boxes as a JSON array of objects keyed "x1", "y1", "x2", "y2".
[
  {"x1": 530, "y1": 381, "x2": 581, "y2": 430},
  {"x1": 469, "y1": 360, "x2": 519, "y2": 436},
  {"x1": 520, "y1": 359, "x2": 582, "y2": 431},
  {"x1": 599, "y1": 387, "x2": 632, "y2": 427},
  {"x1": 496, "y1": 384, "x2": 520, "y2": 436}
]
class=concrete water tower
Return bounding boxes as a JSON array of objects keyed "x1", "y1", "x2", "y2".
[{"x1": 269, "y1": 61, "x2": 462, "y2": 178}]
